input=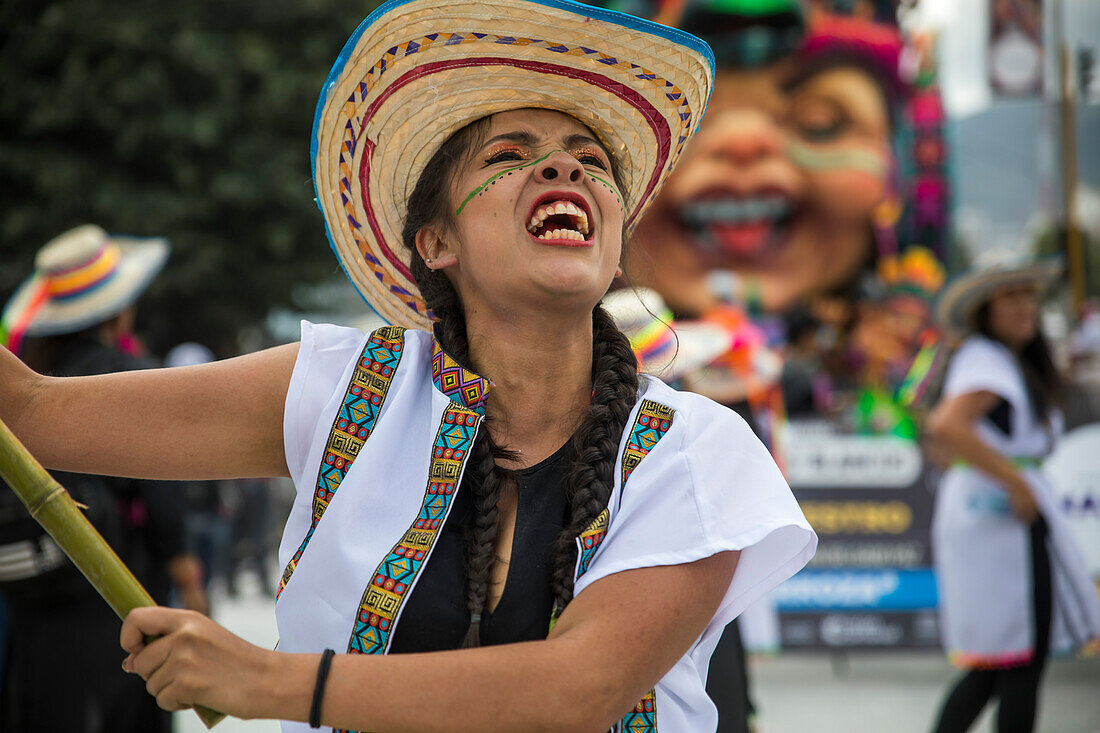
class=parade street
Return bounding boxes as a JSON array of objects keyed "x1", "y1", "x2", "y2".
[{"x1": 176, "y1": 578, "x2": 1100, "y2": 733}]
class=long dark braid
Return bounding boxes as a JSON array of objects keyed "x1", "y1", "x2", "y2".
[
  {"x1": 975, "y1": 302, "x2": 1064, "y2": 426},
  {"x1": 550, "y1": 305, "x2": 639, "y2": 611},
  {"x1": 401, "y1": 116, "x2": 638, "y2": 644}
]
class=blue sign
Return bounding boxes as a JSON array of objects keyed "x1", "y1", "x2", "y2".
[{"x1": 774, "y1": 568, "x2": 939, "y2": 611}]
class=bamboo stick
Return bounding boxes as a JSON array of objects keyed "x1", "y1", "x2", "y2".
[{"x1": 0, "y1": 415, "x2": 225, "y2": 728}]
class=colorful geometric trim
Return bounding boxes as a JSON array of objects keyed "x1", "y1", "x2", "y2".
[
  {"x1": 431, "y1": 339, "x2": 492, "y2": 413},
  {"x1": 949, "y1": 648, "x2": 1034, "y2": 671},
  {"x1": 276, "y1": 326, "x2": 405, "y2": 600},
  {"x1": 346, "y1": 403, "x2": 481, "y2": 656},
  {"x1": 621, "y1": 400, "x2": 676, "y2": 487},
  {"x1": 575, "y1": 509, "x2": 609, "y2": 578},
  {"x1": 622, "y1": 693, "x2": 658, "y2": 733},
  {"x1": 573, "y1": 398, "x2": 675, "y2": 733}
]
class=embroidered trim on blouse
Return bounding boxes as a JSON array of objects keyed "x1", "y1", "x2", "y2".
[
  {"x1": 431, "y1": 339, "x2": 491, "y2": 414},
  {"x1": 276, "y1": 326, "x2": 405, "y2": 600},
  {"x1": 575, "y1": 398, "x2": 676, "y2": 733},
  {"x1": 346, "y1": 402, "x2": 482, "y2": 657}
]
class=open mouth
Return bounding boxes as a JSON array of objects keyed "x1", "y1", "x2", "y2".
[
  {"x1": 526, "y1": 192, "x2": 594, "y2": 246},
  {"x1": 678, "y1": 192, "x2": 797, "y2": 261}
]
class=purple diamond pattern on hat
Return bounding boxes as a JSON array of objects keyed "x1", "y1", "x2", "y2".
[{"x1": 431, "y1": 340, "x2": 491, "y2": 414}]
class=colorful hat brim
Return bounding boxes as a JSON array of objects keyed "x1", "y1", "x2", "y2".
[
  {"x1": 3, "y1": 236, "x2": 168, "y2": 338},
  {"x1": 312, "y1": 0, "x2": 715, "y2": 328},
  {"x1": 642, "y1": 321, "x2": 731, "y2": 381},
  {"x1": 935, "y1": 260, "x2": 1062, "y2": 334}
]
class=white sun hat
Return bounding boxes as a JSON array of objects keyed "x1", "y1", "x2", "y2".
[
  {"x1": 935, "y1": 249, "x2": 1062, "y2": 335},
  {"x1": 1, "y1": 225, "x2": 169, "y2": 353}
]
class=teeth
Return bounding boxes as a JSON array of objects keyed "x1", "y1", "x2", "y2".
[
  {"x1": 525, "y1": 199, "x2": 591, "y2": 237},
  {"x1": 681, "y1": 195, "x2": 793, "y2": 228},
  {"x1": 537, "y1": 228, "x2": 586, "y2": 241}
]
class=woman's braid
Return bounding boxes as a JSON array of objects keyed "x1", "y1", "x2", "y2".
[
  {"x1": 550, "y1": 304, "x2": 639, "y2": 611},
  {"x1": 400, "y1": 116, "x2": 636, "y2": 640},
  {"x1": 407, "y1": 250, "x2": 517, "y2": 648}
]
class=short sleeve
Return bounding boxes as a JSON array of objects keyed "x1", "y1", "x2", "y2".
[
  {"x1": 942, "y1": 337, "x2": 1021, "y2": 403},
  {"x1": 574, "y1": 392, "x2": 817, "y2": 641},
  {"x1": 282, "y1": 320, "x2": 369, "y2": 487}
]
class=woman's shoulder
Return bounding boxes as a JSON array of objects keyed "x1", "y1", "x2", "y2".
[
  {"x1": 297, "y1": 320, "x2": 433, "y2": 374},
  {"x1": 952, "y1": 334, "x2": 1014, "y2": 367}
]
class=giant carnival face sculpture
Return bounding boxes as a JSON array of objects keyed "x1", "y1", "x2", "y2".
[{"x1": 629, "y1": 0, "x2": 903, "y2": 319}]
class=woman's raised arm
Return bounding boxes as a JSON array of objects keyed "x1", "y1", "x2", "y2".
[{"x1": 1, "y1": 342, "x2": 298, "y2": 480}]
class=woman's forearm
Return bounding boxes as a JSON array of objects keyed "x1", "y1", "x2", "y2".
[
  {"x1": 1, "y1": 346, "x2": 43, "y2": 438},
  {"x1": 0, "y1": 344, "x2": 297, "y2": 480},
  {"x1": 935, "y1": 421, "x2": 1026, "y2": 492},
  {"x1": 269, "y1": 638, "x2": 630, "y2": 732}
]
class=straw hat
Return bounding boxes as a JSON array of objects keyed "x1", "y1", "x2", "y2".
[
  {"x1": 312, "y1": 0, "x2": 715, "y2": 329},
  {"x1": 0, "y1": 225, "x2": 169, "y2": 351},
  {"x1": 602, "y1": 287, "x2": 730, "y2": 381},
  {"x1": 935, "y1": 250, "x2": 1062, "y2": 334}
]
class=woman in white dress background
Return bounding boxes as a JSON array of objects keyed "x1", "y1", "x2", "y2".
[{"x1": 926, "y1": 253, "x2": 1100, "y2": 733}]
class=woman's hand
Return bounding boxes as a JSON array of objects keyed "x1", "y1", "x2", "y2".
[
  {"x1": 120, "y1": 607, "x2": 282, "y2": 720},
  {"x1": 1006, "y1": 476, "x2": 1039, "y2": 525}
]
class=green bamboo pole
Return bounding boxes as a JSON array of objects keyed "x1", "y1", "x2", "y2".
[{"x1": 0, "y1": 415, "x2": 225, "y2": 728}]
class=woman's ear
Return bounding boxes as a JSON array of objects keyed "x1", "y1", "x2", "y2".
[{"x1": 415, "y1": 225, "x2": 459, "y2": 270}]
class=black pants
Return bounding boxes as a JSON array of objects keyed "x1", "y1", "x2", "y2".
[
  {"x1": 932, "y1": 517, "x2": 1052, "y2": 733},
  {"x1": 0, "y1": 593, "x2": 170, "y2": 733},
  {"x1": 706, "y1": 619, "x2": 755, "y2": 733}
]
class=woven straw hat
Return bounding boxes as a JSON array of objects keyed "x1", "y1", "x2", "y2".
[
  {"x1": 312, "y1": 0, "x2": 715, "y2": 328},
  {"x1": 935, "y1": 250, "x2": 1062, "y2": 334},
  {"x1": 602, "y1": 287, "x2": 730, "y2": 381},
  {"x1": 1, "y1": 225, "x2": 168, "y2": 352}
]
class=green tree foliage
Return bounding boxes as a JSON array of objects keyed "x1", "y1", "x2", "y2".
[{"x1": 0, "y1": 0, "x2": 381, "y2": 354}]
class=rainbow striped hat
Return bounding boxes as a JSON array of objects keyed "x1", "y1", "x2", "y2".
[
  {"x1": 312, "y1": 0, "x2": 715, "y2": 328},
  {"x1": 0, "y1": 225, "x2": 168, "y2": 353}
]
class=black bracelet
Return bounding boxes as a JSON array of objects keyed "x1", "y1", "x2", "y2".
[{"x1": 309, "y1": 648, "x2": 336, "y2": 729}]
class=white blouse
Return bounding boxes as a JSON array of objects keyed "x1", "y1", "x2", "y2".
[
  {"x1": 275, "y1": 321, "x2": 816, "y2": 733},
  {"x1": 941, "y1": 335, "x2": 1063, "y2": 457}
]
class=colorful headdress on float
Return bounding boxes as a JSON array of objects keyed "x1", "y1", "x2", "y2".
[
  {"x1": 311, "y1": 0, "x2": 715, "y2": 329},
  {"x1": 796, "y1": 1, "x2": 950, "y2": 265}
]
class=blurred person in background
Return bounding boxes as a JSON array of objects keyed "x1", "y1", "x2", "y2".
[
  {"x1": 926, "y1": 253, "x2": 1100, "y2": 733},
  {"x1": 0, "y1": 225, "x2": 208, "y2": 733},
  {"x1": 229, "y1": 476, "x2": 274, "y2": 597}
]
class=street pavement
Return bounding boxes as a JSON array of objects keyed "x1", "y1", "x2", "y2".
[{"x1": 177, "y1": 574, "x2": 1100, "y2": 733}]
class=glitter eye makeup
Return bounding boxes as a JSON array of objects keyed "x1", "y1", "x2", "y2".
[
  {"x1": 571, "y1": 146, "x2": 610, "y2": 172},
  {"x1": 484, "y1": 145, "x2": 531, "y2": 165},
  {"x1": 454, "y1": 145, "x2": 624, "y2": 217}
]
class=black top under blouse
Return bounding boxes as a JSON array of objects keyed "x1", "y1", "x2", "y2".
[{"x1": 388, "y1": 442, "x2": 572, "y2": 653}]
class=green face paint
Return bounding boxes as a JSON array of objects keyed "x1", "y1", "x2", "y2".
[
  {"x1": 453, "y1": 151, "x2": 625, "y2": 218},
  {"x1": 587, "y1": 174, "x2": 625, "y2": 210},
  {"x1": 454, "y1": 152, "x2": 552, "y2": 216},
  {"x1": 786, "y1": 140, "x2": 886, "y2": 177}
]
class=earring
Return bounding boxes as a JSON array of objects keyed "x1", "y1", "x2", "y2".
[{"x1": 425, "y1": 257, "x2": 434, "y2": 265}]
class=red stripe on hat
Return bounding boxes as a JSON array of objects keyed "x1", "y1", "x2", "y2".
[{"x1": 357, "y1": 56, "x2": 672, "y2": 280}]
